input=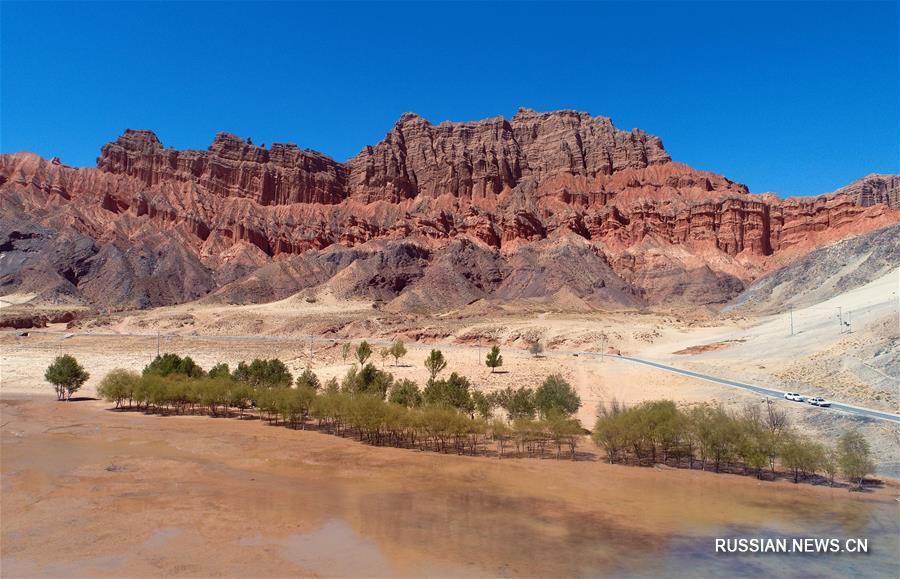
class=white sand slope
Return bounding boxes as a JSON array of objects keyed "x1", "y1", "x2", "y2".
[{"x1": 664, "y1": 269, "x2": 899, "y2": 411}]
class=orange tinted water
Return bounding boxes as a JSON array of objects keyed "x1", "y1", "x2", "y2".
[{"x1": 2, "y1": 396, "x2": 897, "y2": 577}]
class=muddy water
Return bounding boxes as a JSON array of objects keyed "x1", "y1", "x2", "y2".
[{"x1": 2, "y1": 396, "x2": 898, "y2": 577}]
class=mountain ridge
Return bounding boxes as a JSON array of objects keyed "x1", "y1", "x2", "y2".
[{"x1": 1, "y1": 109, "x2": 898, "y2": 311}]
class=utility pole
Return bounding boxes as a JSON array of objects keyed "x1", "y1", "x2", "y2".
[
  {"x1": 838, "y1": 306, "x2": 843, "y2": 333},
  {"x1": 847, "y1": 310, "x2": 852, "y2": 334},
  {"x1": 308, "y1": 334, "x2": 313, "y2": 370},
  {"x1": 156, "y1": 330, "x2": 160, "y2": 357},
  {"x1": 789, "y1": 306, "x2": 794, "y2": 336}
]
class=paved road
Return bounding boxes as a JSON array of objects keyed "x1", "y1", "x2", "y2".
[{"x1": 596, "y1": 353, "x2": 900, "y2": 425}]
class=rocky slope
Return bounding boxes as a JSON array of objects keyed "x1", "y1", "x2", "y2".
[
  {"x1": 726, "y1": 223, "x2": 900, "y2": 314},
  {"x1": 1, "y1": 109, "x2": 898, "y2": 312}
]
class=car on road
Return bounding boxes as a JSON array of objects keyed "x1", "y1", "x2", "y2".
[
  {"x1": 784, "y1": 392, "x2": 805, "y2": 402},
  {"x1": 807, "y1": 397, "x2": 831, "y2": 407}
]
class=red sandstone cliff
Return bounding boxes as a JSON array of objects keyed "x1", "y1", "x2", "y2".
[{"x1": 1, "y1": 109, "x2": 897, "y2": 310}]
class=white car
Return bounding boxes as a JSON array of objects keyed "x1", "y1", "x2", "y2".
[
  {"x1": 807, "y1": 397, "x2": 831, "y2": 407},
  {"x1": 784, "y1": 392, "x2": 805, "y2": 402}
]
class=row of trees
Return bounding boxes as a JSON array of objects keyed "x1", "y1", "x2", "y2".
[
  {"x1": 96, "y1": 364, "x2": 584, "y2": 459},
  {"x1": 342, "y1": 340, "x2": 408, "y2": 367},
  {"x1": 47, "y1": 352, "x2": 877, "y2": 488},
  {"x1": 136, "y1": 341, "x2": 514, "y2": 393},
  {"x1": 132, "y1": 350, "x2": 584, "y2": 423},
  {"x1": 592, "y1": 399, "x2": 875, "y2": 488},
  {"x1": 343, "y1": 340, "x2": 507, "y2": 374}
]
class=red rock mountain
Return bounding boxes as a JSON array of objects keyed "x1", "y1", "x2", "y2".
[{"x1": 1, "y1": 109, "x2": 897, "y2": 311}]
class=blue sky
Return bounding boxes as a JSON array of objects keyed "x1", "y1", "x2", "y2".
[{"x1": 2, "y1": 1, "x2": 897, "y2": 197}]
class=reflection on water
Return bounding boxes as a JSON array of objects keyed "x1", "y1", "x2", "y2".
[
  {"x1": 143, "y1": 527, "x2": 183, "y2": 549},
  {"x1": 3, "y1": 397, "x2": 898, "y2": 578},
  {"x1": 659, "y1": 519, "x2": 900, "y2": 579},
  {"x1": 241, "y1": 520, "x2": 394, "y2": 577}
]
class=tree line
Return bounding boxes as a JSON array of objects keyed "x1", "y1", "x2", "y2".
[
  {"x1": 87, "y1": 347, "x2": 584, "y2": 460},
  {"x1": 45, "y1": 347, "x2": 877, "y2": 488},
  {"x1": 592, "y1": 399, "x2": 875, "y2": 488}
]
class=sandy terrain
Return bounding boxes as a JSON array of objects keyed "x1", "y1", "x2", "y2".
[
  {"x1": 0, "y1": 328, "x2": 755, "y2": 431},
  {"x1": 2, "y1": 271, "x2": 897, "y2": 473},
  {"x1": 3, "y1": 396, "x2": 898, "y2": 577}
]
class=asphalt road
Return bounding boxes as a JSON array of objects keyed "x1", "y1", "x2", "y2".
[{"x1": 596, "y1": 353, "x2": 900, "y2": 425}]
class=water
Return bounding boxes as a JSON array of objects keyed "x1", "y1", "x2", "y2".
[{"x1": 3, "y1": 396, "x2": 898, "y2": 577}]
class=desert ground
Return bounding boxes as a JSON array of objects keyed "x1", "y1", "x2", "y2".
[{"x1": 3, "y1": 270, "x2": 898, "y2": 471}]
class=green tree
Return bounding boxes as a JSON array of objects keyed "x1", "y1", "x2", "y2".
[
  {"x1": 208, "y1": 363, "x2": 231, "y2": 379},
  {"x1": 423, "y1": 372, "x2": 474, "y2": 414},
  {"x1": 356, "y1": 341, "x2": 373, "y2": 365},
  {"x1": 388, "y1": 379, "x2": 422, "y2": 408},
  {"x1": 485, "y1": 345, "x2": 503, "y2": 373},
  {"x1": 342, "y1": 363, "x2": 393, "y2": 399},
  {"x1": 45, "y1": 354, "x2": 90, "y2": 401},
  {"x1": 341, "y1": 342, "x2": 352, "y2": 363},
  {"x1": 296, "y1": 368, "x2": 321, "y2": 390},
  {"x1": 490, "y1": 386, "x2": 536, "y2": 421},
  {"x1": 228, "y1": 382, "x2": 254, "y2": 419},
  {"x1": 233, "y1": 359, "x2": 292, "y2": 388},
  {"x1": 96, "y1": 368, "x2": 140, "y2": 408},
  {"x1": 837, "y1": 430, "x2": 874, "y2": 489},
  {"x1": 471, "y1": 390, "x2": 494, "y2": 419},
  {"x1": 389, "y1": 341, "x2": 408, "y2": 366},
  {"x1": 323, "y1": 376, "x2": 340, "y2": 393},
  {"x1": 424, "y1": 349, "x2": 447, "y2": 381},
  {"x1": 546, "y1": 412, "x2": 583, "y2": 459},
  {"x1": 534, "y1": 374, "x2": 581, "y2": 418},
  {"x1": 821, "y1": 451, "x2": 838, "y2": 486},
  {"x1": 143, "y1": 353, "x2": 204, "y2": 378},
  {"x1": 528, "y1": 341, "x2": 543, "y2": 357},
  {"x1": 379, "y1": 347, "x2": 391, "y2": 367},
  {"x1": 780, "y1": 434, "x2": 822, "y2": 483},
  {"x1": 592, "y1": 401, "x2": 627, "y2": 463}
]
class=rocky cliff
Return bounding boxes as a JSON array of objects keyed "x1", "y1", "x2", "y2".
[
  {"x1": 98, "y1": 129, "x2": 347, "y2": 205},
  {"x1": 2, "y1": 109, "x2": 898, "y2": 311},
  {"x1": 345, "y1": 109, "x2": 671, "y2": 202},
  {"x1": 829, "y1": 174, "x2": 900, "y2": 209}
]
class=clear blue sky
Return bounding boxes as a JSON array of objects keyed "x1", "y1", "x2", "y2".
[{"x1": 2, "y1": 1, "x2": 897, "y2": 197}]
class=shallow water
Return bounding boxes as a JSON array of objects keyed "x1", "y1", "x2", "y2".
[{"x1": 2, "y1": 397, "x2": 898, "y2": 577}]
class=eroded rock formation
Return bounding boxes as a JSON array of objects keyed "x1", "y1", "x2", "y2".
[
  {"x1": 829, "y1": 174, "x2": 900, "y2": 209},
  {"x1": 1, "y1": 109, "x2": 898, "y2": 310}
]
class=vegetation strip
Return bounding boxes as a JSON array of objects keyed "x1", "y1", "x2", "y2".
[{"x1": 43, "y1": 341, "x2": 877, "y2": 487}]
